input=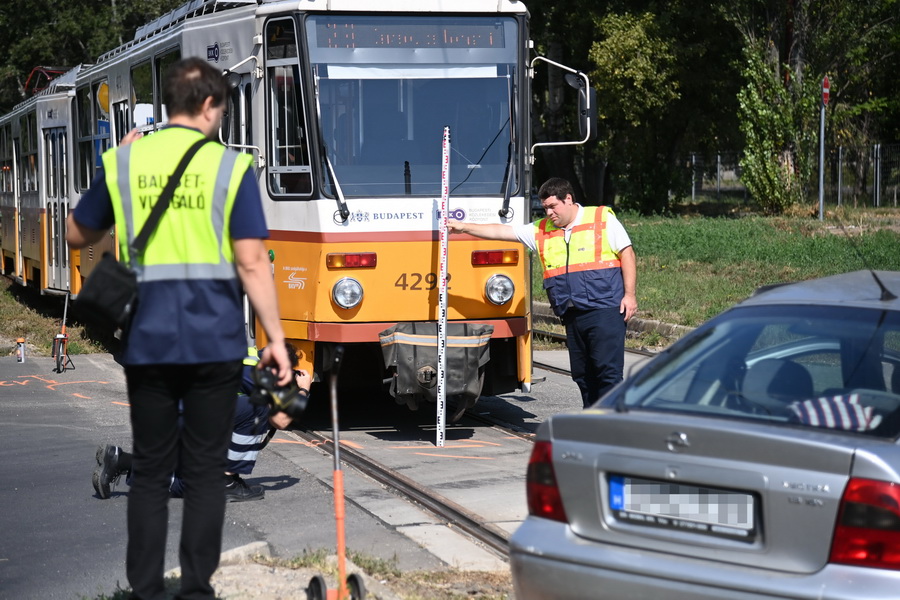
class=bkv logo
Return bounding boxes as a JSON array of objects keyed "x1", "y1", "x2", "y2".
[
  {"x1": 436, "y1": 208, "x2": 466, "y2": 220},
  {"x1": 207, "y1": 43, "x2": 220, "y2": 62}
]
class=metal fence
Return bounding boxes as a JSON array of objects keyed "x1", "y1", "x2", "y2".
[
  {"x1": 686, "y1": 152, "x2": 747, "y2": 203},
  {"x1": 828, "y1": 144, "x2": 900, "y2": 208},
  {"x1": 682, "y1": 144, "x2": 900, "y2": 208}
]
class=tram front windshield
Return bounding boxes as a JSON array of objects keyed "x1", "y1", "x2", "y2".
[{"x1": 305, "y1": 15, "x2": 518, "y2": 198}]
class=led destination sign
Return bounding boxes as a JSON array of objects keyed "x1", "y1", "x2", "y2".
[{"x1": 316, "y1": 19, "x2": 506, "y2": 49}]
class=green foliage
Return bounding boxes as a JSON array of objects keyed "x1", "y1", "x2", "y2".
[
  {"x1": 588, "y1": 13, "x2": 679, "y2": 128},
  {"x1": 0, "y1": 0, "x2": 183, "y2": 112},
  {"x1": 586, "y1": 11, "x2": 683, "y2": 214},
  {"x1": 736, "y1": 39, "x2": 818, "y2": 213}
]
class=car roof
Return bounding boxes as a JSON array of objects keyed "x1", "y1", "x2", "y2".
[{"x1": 738, "y1": 270, "x2": 900, "y2": 311}]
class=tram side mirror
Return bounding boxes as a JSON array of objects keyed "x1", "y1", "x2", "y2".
[
  {"x1": 565, "y1": 73, "x2": 597, "y2": 141},
  {"x1": 224, "y1": 71, "x2": 242, "y2": 90}
]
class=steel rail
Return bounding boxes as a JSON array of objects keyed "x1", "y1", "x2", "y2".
[
  {"x1": 534, "y1": 327, "x2": 657, "y2": 356},
  {"x1": 292, "y1": 428, "x2": 511, "y2": 559}
]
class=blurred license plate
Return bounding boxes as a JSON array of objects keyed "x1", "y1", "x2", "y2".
[{"x1": 609, "y1": 475, "x2": 756, "y2": 539}]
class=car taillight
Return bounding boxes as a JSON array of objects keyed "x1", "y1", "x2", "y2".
[
  {"x1": 830, "y1": 478, "x2": 900, "y2": 570},
  {"x1": 526, "y1": 441, "x2": 568, "y2": 523},
  {"x1": 326, "y1": 252, "x2": 377, "y2": 268},
  {"x1": 471, "y1": 249, "x2": 518, "y2": 266}
]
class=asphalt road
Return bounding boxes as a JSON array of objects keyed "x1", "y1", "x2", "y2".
[
  {"x1": 0, "y1": 354, "x2": 443, "y2": 600},
  {"x1": 0, "y1": 349, "x2": 652, "y2": 599}
]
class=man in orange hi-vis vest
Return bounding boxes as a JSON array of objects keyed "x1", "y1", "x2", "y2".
[{"x1": 448, "y1": 177, "x2": 637, "y2": 408}]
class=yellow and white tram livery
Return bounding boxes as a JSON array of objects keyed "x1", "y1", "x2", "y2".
[{"x1": 0, "y1": 0, "x2": 594, "y2": 419}]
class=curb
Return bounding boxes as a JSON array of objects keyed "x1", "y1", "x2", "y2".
[
  {"x1": 163, "y1": 541, "x2": 272, "y2": 579},
  {"x1": 533, "y1": 301, "x2": 693, "y2": 340}
]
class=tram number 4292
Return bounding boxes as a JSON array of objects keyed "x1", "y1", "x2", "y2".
[{"x1": 394, "y1": 272, "x2": 452, "y2": 291}]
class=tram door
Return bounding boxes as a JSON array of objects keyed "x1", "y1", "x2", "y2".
[
  {"x1": 45, "y1": 127, "x2": 69, "y2": 290},
  {"x1": 12, "y1": 137, "x2": 24, "y2": 280},
  {"x1": 222, "y1": 73, "x2": 257, "y2": 342}
]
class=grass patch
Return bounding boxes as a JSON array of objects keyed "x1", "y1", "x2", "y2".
[
  {"x1": 0, "y1": 277, "x2": 112, "y2": 356},
  {"x1": 532, "y1": 208, "x2": 900, "y2": 328},
  {"x1": 6, "y1": 208, "x2": 900, "y2": 357},
  {"x1": 255, "y1": 549, "x2": 511, "y2": 600}
]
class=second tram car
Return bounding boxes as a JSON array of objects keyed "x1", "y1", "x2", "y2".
[{"x1": 0, "y1": 0, "x2": 593, "y2": 419}]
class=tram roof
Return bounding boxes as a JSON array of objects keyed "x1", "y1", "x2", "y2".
[
  {"x1": 131, "y1": 0, "x2": 528, "y2": 44},
  {"x1": 96, "y1": 0, "x2": 527, "y2": 64}
]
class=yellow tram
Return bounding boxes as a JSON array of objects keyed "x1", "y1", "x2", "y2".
[{"x1": 0, "y1": 0, "x2": 593, "y2": 418}]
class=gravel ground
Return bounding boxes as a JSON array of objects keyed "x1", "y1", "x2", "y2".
[{"x1": 167, "y1": 542, "x2": 514, "y2": 600}]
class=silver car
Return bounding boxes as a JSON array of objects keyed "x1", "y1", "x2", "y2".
[{"x1": 510, "y1": 270, "x2": 900, "y2": 599}]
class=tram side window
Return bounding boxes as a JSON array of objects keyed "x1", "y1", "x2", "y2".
[
  {"x1": 0, "y1": 124, "x2": 11, "y2": 193},
  {"x1": 19, "y1": 113, "x2": 38, "y2": 193},
  {"x1": 59, "y1": 132, "x2": 68, "y2": 200},
  {"x1": 223, "y1": 81, "x2": 252, "y2": 151},
  {"x1": 155, "y1": 50, "x2": 180, "y2": 125},
  {"x1": 113, "y1": 101, "x2": 131, "y2": 144},
  {"x1": 74, "y1": 81, "x2": 111, "y2": 191},
  {"x1": 266, "y1": 18, "x2": 311, "y2": 197},
  {"x1": 132, "y1": 61, "x2": 154, "y2": 129},
  {"x1": 44, "y1": 131, "x2": 56, "y2": 199}
]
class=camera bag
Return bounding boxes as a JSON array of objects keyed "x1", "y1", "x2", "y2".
[{"x1": 74, "y1": 138, "x2": 211, "y2": 332}]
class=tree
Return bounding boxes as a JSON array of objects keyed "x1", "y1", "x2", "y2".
[
  {"x1": 0, "y1": 0, "x2": 183, "y2": 113},
  {"x1": 527, "y1": 0, "x2": 606, "y2": 204},
  {"x1": 587, "y1": 12, "x2": 679, "y2": 213},
  {"x1": 736, "y1": 36, "x2": 817, "y2": 213},
  {"x1": 729, "y1": 0, "x2": 898, "y2": 211}
]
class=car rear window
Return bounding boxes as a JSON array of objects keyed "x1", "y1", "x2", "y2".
[{"x1": 614, "y1": 305, "x2": 900, "y2": 438}]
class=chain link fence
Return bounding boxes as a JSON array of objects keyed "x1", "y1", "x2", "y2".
[{"x1": 681, "y1": 144, "x2": 900, "y2": 208}]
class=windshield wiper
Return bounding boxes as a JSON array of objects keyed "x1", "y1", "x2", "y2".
[
  {"x1": 499, "y1": 142, "x2": 515, "y2": 218},
  {"x1": 499, "y1": 77, "x2": 517, "y2": 218},
  {"x1": 311, "y1": 66, "x2": 349, "y2": 222},
  {"x1": 322, "y1": 146, "x2": 349, "y2": 222}
]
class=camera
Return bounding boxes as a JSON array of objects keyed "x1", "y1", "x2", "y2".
[{"x1": 249, "y1": 366, "x2": 309, "y2": 420}]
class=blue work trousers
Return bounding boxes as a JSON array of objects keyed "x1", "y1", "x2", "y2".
[
  {"x1": 124, "y1": 361, "x2": 241, "y2": 600},
  {"x1": 562, "y1": 306, "x2": 626, "y2": 408}
]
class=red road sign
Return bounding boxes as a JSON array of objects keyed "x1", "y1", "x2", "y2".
[{"x1": 823, "y1": 76, "x2": 830, "y2": 106}]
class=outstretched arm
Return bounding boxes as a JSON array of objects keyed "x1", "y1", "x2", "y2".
[{"x1": 447, "y1": 219, "x2": 519, "y2": 242}]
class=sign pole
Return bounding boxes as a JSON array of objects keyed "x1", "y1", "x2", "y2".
[
  {"x1": 818, "y1": 76, "x2": 830, "y2": 221},
  {"x1": 436, "y1": 126, "x2": 451, "y2": 447}
]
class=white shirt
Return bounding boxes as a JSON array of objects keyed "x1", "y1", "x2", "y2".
[{"x1": 512, "y1": 204, "x2": 632, "y2": 255}]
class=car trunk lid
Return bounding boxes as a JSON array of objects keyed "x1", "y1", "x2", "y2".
[{"x1": 548, "y1": 409, "x2": 860, "y2": 574}]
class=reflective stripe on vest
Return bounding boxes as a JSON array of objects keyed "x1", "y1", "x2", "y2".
[
  {"x1": 104, "y1": 130, "x2": 250, "y2": 282},
  {"x1": 244, "y1": 346, "x2": 260, "y2": 367},
  {"x1": 536, "y1": 206, "x2": 621, "y2": 279}
]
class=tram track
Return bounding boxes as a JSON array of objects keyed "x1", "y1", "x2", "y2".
[
  {"x1": 291, "y1": 428, "x2": 512, "y2": 559},
  {"x1": 285, "y1": 339, "x2": 653, "y2": 564},
  {"x1": 532, "y1": 327, "x2": 656, "y2": 379}
]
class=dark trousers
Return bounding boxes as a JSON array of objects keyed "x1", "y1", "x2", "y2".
[
  {"x1": 124, "y1": 361, "x2": 241, "y2": 600},
  {"x1": 563, "y1": 306, "x2": 626, "y2": 407}
]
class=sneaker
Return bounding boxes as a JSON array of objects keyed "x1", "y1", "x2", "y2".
[
  {"x1": 224, "y1": 474, "x2": 264, "y2": 502},
  {"x1": 93, "y1": 445, "x2": 127, "y2": 499}
]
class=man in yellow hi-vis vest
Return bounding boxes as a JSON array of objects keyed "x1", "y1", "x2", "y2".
[
  {"x1": 449, "y1": 177, "x2": 637, "y2": 408},
  {"x1": 66, "y1": 57, "x2": 292, "y2": 600}
]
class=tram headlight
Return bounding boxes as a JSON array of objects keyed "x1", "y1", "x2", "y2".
[
  {"x1": 332, "y1": 277, "x2": 363, "y2": 309},
  {"x1": 485, "y1": 274, "x2": 514, "y2": 305}
]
